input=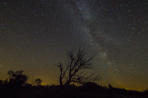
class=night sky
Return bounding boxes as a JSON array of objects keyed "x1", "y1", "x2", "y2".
[{"x1": 0, "y1": 0, "x2": 148, "y2": 91}]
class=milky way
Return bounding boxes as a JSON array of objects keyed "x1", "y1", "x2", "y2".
[
  {"x1": 70, "y1": 0, "x2": 148, "y2": 89},
  {"x1": 70, "y1": 0, "x2": 121, "y2": 86}
]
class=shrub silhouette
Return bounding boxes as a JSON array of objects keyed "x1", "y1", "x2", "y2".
[
  {"x1": 34, "y1": 78, "x2": 42, "y2": 86},
  {"x1": 7, "y1": 70, "x2": 28, "y2": 87},
  {"x1": 82, "y1": 82, "x2": 98, "y2": 88}
]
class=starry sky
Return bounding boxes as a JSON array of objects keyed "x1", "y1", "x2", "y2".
[{"x1": 0, "y1": 0, "x2": 148, "y2": 91}]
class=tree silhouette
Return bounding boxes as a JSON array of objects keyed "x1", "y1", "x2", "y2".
[
  {"x1": 34, "y1": 78, "x2": 42, "y2": 86},
  {"x1": 57, "y1": 48, "x2": 96, "y2": 86},
  {"x1": 8, "y1": 70, "x2": 28, "y2": 87}
]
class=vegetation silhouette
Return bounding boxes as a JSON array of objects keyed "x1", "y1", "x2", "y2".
[
  {"x1": 0, "y1": 49, "x2": 147, "y2": 98},
  {"x1": 57, "y1": 48, "x2": 98, "y2": 87},
  {"x1": 7, "y1": 70, "x2": 27, "y2": 87},
  {"x1": 0, "y1": 74, "x2": 146, "y2": 98},
  {"x1": 34, "y1": 78, "x2": 42, "y2": 86}
]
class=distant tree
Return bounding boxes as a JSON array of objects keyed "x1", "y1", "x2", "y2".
[
  {"x1": 57, "y1": 48, "x2": 98, "y2": 86},
  {"x1": 0, "y1": 80, "x2": 4, "y2": 87},
  {"x1": 34, "y1": 78, "x2": 42, "y2": 86},
  {"x1": 108, "y1": 84, "x2": 113, "y2": 89},
  {"x1": 7, "y1": 70, "x2": 28, "y2": 87}
]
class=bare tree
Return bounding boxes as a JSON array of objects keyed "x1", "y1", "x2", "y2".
[{"x1": 57, "y1": 48, "x2": 97, "y2": 86}]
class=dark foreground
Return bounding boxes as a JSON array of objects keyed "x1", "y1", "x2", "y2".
[{"x1": 0, "y1": 84, "x2": 148, "y2": 98}]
